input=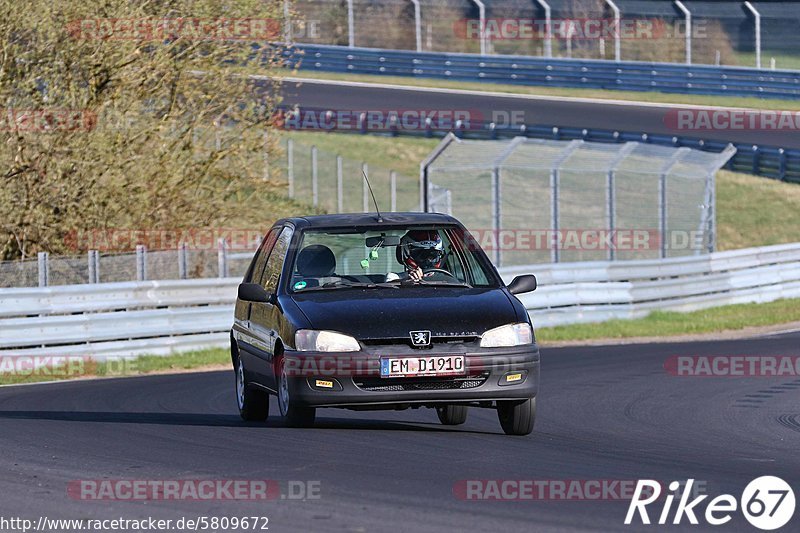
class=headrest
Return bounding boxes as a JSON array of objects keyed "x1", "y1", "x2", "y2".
[{"x1": 296, "y1": 245, "x2": 336, "y2": 277}]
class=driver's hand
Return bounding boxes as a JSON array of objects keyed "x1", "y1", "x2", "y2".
[{"x1": 409, "y1": 267, "x2": 423, "y2": 282}]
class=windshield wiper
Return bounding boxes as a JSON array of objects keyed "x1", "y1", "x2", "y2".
[
  {"x1": 298, "y1": 280, "x2": 399, "y2": 292},
  {"x1": 398, "y1": 279, "x2": 472, "y2": 288}
]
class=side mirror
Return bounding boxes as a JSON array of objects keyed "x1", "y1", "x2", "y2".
[
  {"x1": 238, "y1": 282, "x2": 273, "y2": 303},
  {"x1": 507, "y1": 274, "x2": 537, "y2": 295}
]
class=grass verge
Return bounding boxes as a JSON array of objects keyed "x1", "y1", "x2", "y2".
[
  {"x1": 286, "y1": 69, "x2": 800, "y2": 111},
  {"x1": 0, "y1": 348, "x2": 229, "y2": 386},
  {"x1": 536, "y1": 298, "x2": 800, "y2": 343}
]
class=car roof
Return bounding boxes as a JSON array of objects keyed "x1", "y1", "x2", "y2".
[{"x1": 275, "y1": 212, "x2": 461, "y2": 230}]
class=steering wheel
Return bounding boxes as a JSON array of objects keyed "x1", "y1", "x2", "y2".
[{"x1": 422, "y1": 268, "x2": 456, "y2": 278}]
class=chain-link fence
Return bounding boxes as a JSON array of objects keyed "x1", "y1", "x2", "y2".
[
  {"x1": 0, "y1": 245, "x2": 256, "y2": 289},
  {"x1": 422, "y1": 134, "x2": 736, "y2": 267},
  {"x1": 283, "y1": 137, "x2": 421, "y2": 213},
  {"x1": 287, "y1": 0, "x2": 800, "y2": 68}
]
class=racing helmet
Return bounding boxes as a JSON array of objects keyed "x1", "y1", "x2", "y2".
[{"x1": 399, "y1": 230, "x2": 445, "y2": 270}]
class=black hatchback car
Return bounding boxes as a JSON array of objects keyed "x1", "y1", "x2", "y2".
[{"x1": 231, "y1": 212, "x2": 540, "y2": 435}]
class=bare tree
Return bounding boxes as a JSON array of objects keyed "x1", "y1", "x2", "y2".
[{"x1": 1, "y1": 0, "x2": 292, "y2": 259}]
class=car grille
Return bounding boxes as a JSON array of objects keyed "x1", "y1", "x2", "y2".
[
  {"x1": 361, "y1": 336, "x2": 479, "y2": 350},
  {"x1": 354, "y1": 373, "x2": 489, "y2": 392}
]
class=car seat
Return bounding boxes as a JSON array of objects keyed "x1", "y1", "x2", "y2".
[{"x1": 295, "y1": 244, "x2": 337, "y2": 288}]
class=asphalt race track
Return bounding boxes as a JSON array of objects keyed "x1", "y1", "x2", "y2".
[
  {"x1": 1, "y1": 332, "x2": 798, "y2": 532},
  {"x1": 280, "y1": 78, "x2": 800, "y2": 150}
]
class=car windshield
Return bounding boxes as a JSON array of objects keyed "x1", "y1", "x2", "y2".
[{"x1": 289, "y1": 225, "x2": 497, "y2": 292}]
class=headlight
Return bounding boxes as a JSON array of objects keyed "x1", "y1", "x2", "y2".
[
  {"x1": 479, "y1": 323, "x2": 533, "y2": 348},
  {"x1": 295, "y1": 330, "x2": 360, "y2": 352}
]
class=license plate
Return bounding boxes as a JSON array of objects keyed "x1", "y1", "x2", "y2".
[{"x1": 380, "y1": 355, "x2": 465, "y2": 378}]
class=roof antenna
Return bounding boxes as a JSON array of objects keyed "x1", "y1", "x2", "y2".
[{"x1": 362, "y1": 167, "x2": 383, "y2": 223}]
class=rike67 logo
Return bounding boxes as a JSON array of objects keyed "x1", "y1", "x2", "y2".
[{"x1": 625, "y1": 477, "x2": 795, "y2": 530}]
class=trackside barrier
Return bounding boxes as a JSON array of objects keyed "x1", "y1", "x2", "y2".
[
  {"x1": 1, "y1": 243, "x2": 799, "y2": 357},
  {"x1": 279, "y1": 104, "x2": 800, "y2": 183},
  {"x1": 283, "y1": 44, "x2": 800, "y2": 100}
]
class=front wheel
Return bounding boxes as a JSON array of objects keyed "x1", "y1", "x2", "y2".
[
  {"x1": 497, "y1": 398, "x2": 535, "y2": 436},
  {"x1": 276, "y1": 357, "x2": 316, "y2": 427},
  {"x1": 236, "y1": 357, "x2": 269, "y2": 422},
  {"x1": 436, "y1": 405, "x2": 468, "y2": 425}
]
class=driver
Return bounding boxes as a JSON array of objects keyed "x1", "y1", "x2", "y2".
[{"x1": 386, "y1": 230, "x2": 449, "y2": 282}]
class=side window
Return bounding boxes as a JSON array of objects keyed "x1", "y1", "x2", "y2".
[
  {"x1": 439, "y1": 231, "x2": 466, "y2": 283},
  {"x1": 448, "y1": 229, "x2": 491, "y2": 286},
  {"x1": 245, "y1": 228, "x2": 280, "y2": 283},
  {"x1": 259, "y1": 226, "x2": 294, "y2": 293}
]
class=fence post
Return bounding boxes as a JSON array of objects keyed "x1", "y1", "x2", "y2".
[
  {"x1": 287, "y1": 138, "x2": 294, "y2": 199},
  {"x1": 336, "y1": 155, "x2": 344, "y2": 213},
  {"x1": 675, "y1": 1, "x2": 692, "y2": 65},
  {"x1": 37, "y1": 251, "x2": 49, "y2": 287},
  {"x1": 550, "y1": 168, "x2": 559, "y2": 263},
  {"x1": 218, "y1": 238, "x2": 229, "y2": 278},
  {"x1": 311, "y1": 145, "x2": 318, "y2": 207},
  {"x1": 744, "y1": 2, "x2": 761, "y2": 69},
  {"x1": 178, "y1": 242, "x2": 188, "y2": 279},
  {"x1": 88, "y1": 250, "x2": 100, "y2": 284},
  {"x1": 605, "y1": 0, "x2": 621, "y2": 61},
  {"x1": 470, "y1": 0, "x2": 487, "y2": 55},
  {"x1": 135, "y1": 245, "x2": 147, "y2": 281},
  {"x1": 390, "y1": 170, "x2": 397, "y2": 212},
  {"x1": 490, "y1": 167, "x2": 501, "y2": 265},
  {"x1": 657, "y1": 147, "x2": 690, "y2": 259},
  {"x1": 283, "y1": 0, "x2": 292, "y2": 42},
  {"x1": 347, "y1": 0, "x2": 354, "y2": 47},
  {"x1": 550, "y1": 140, "x2": 582, "y2": 263},
  {"x1": 410, "y1": 0, "x2": 422, "y2": 52},
  {"x1": 607, "y1": 171, "x2": 615, "y2": 261},
  {"x1": 535, "y1": 0, "x2": 552, "y2": 58},
  {"x1": 606, "y1": 142, "x2": 636, "y2": 261},
  {"x1": 709, "y1": 171, "x2": 717, "y2": 253},
  {"x1": 659, "y1": 173, "x2": 667, "y2": 258}
]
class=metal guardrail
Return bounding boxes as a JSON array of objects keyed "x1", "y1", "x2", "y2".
[
  {"x1": 285, "y1": 44, "x2": 800, "y2": 100},
  {"x1": 503, "y1": 242, "x2": 800, "y2": 327},
  {"x1": 1, "y1": 243, "x2": 798, "y2": 357}
]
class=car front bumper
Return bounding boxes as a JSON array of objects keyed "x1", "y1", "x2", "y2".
[{"x1": 282, "y1": 345, "x2": 540, "y2": 408}]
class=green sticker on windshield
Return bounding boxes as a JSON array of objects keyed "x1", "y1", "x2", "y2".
[{"x1": 293, "y1": 281, "x2": 307, "y2": 290}]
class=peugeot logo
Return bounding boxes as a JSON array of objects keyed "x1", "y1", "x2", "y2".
[{"x1": 410, "y1": 330, "x2": 431, "y2": 347}]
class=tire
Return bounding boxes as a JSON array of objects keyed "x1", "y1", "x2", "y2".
[
  {"x1": 497, "y1": 398, "x2": 535, "y2": 436},
  {"x1": 276, "y1": 356, "x2": 316, "y2": 428},
  {"x1": 436, "y1": 405, "x2": 468, "y2": 425},
  {"x1": 235, "y1": 355, "x2": 269, "y2": 422}
]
